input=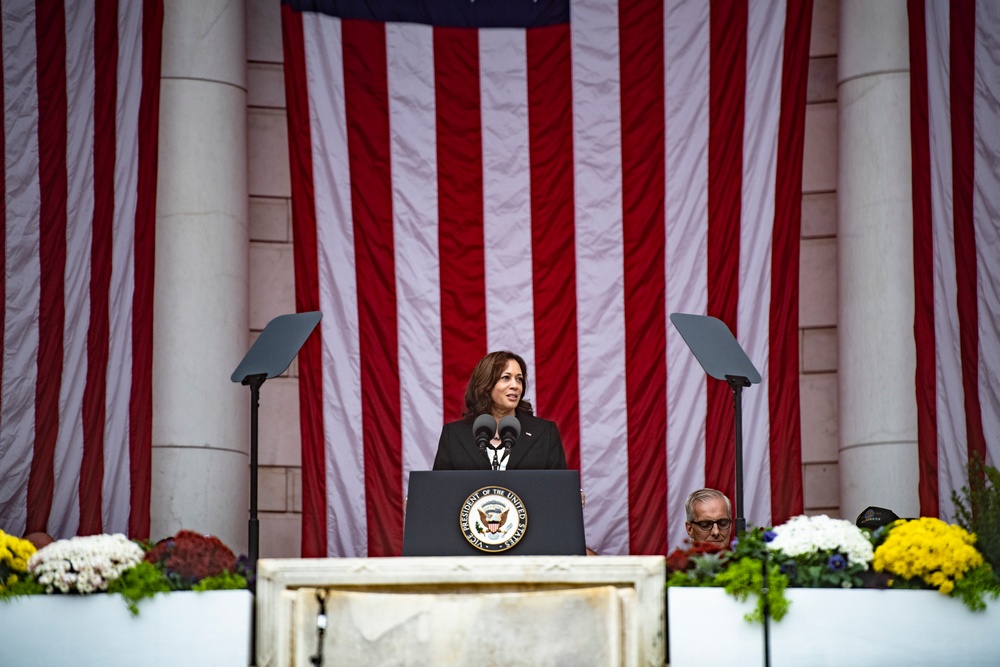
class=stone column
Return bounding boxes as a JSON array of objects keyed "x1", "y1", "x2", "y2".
[
  {"x1": 837, "y1": 0, "x2": 919, "y2": 521},
  {"x1": 152, "y1": 0, "x2": 249, "y2": 551}
]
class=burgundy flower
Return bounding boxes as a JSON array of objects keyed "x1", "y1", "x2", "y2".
[{"x1": 145, "y1": 530, "x2": 236, "y2": 583}]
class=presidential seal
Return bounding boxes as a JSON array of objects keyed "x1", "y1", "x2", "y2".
[{"x1": 460, "y1": 486, "x2": 527, "y2": 553}]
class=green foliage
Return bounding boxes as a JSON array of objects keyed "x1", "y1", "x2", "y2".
[
  {"x1": 192, "y1": 570, "x2": 247, "y2": 592},
  {"x1": 719, "y1": 527, "x2": 790, "y2": 622},
  {"x1": 953, "y1": 563, "x2": 1000, "y2": 612},
  {"x1": 769, "y1": 550, "x2": 868, "y2": 589},
  {"x1": 107, "y1": 561, "x2": 171, "y2": 616},
  {"x1": 951, "y1": 455, "x2": 1000, "y2": 580},
  {"x1": 714, "y1": 556, "x2": 790, "y2": 623},
  {"x1": 666, "y1": 551, "x2": 730, "y2": 587},
  {"x1": 732, "y1": 525, "x2": 772, "y2": 561},
  {"x1": 102, "y1": 561, "x2": 247, "y2": 615},
  {"x1": 0, "y1": 575, "x2": 45, "y2": 602}
]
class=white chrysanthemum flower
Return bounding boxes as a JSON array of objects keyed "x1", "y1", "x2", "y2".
[
  {"x1": 767, "y1": 514, "x2": 874, "y2": 567},
  {"x1": 27, "y1": 533, "x2": 144, "y2": 595}
]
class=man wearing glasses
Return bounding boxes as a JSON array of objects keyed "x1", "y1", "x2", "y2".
[{"x1": 684, "y1": 488, "x2": 733, "y2": 546}]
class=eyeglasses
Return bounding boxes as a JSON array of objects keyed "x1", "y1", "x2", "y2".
[{"x1": 690, "y1": 518, "x2": 732, "y2": 531}]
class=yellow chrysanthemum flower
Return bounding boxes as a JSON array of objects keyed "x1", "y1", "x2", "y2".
[{"x1": 873, "y1": 517, "x2": 983, "y2": 595}]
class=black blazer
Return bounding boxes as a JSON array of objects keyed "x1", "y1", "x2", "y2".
[{"x1": 432, "y1": 413, "x2": 568, "y2": 470}]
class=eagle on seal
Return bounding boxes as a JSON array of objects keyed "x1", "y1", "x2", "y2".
[{"x1": 478, "y1": 507, "x2": 509, "y2": 534}]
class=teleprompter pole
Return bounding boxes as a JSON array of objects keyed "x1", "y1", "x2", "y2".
[
  {"x1": 727, "y1": 374, "x2": 751, "y2": 535},
  {"x1": 242, "y1": 372, "x2": 267, "y2": 578}
]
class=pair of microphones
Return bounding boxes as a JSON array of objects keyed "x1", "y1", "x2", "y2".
[{"x1": 472, "y1": 414, "x2": 520, "y2": 469}]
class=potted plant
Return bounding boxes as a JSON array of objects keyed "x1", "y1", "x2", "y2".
[
  {"x1": 666, "y1": 511, "x2": 1000, "y2": 666},
  {"x1": 0, "y1": 529, "x2": 253, "y2": 667}
]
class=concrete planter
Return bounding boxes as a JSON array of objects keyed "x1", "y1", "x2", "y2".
[
  {"x1": 0, "y1": 589, "x2": 252, "y2": 667},
  {"x1": 668, "y1": 587, "x2": 1000, "y2": 666}
]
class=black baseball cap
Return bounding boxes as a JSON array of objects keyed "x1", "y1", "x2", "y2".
[{"x1": 856, "y1": 506, "x2": 900, "y2": 529}]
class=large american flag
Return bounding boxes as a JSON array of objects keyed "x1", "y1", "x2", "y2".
[
  {"x1": 0, "y1": 0, "x2": 161, "y2": 539},
  {"x1": 282, "y1": 0, "x2": 812, "y2": 557},
  {"x1": 909, "y1": 0, "x2": 1000, "y2": 521}
]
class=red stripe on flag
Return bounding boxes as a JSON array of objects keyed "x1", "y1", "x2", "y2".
[
  {"x1": 80, "y1": 0, "x2": 119, "y2": 536},
  {"x1": 705, "y1": 0, "x2": 747, "y2": 503},
  {"x1": 281, "y1": 4, "x2": 327, "y2": 556},
  {"x1": 342, "y1": 19, "x2": 402, "y2": 557},
  {"x1": 768, "y1": 0, "x2": 811, "y2": 524},
  {"x1": 28, "y1": 0, "x2": 69, "y2": 534},
  {"x1": 128, "y1": 0, "x2": 162, "y2": 539},
  {"x1": 435, "y1": 27, "x2": 487, "y2": 421},
  {"x1": 527, "y1": 25, "x2": 580, "y2": 471},
  {"x1": 619, "y1": 0, "x2": 667, "y2": 555},
  {"x1": 908, "y1": 0, "x2": 939, "y2": 517},
  {"x1": 949, "y1": 0, "x2": 985, "y2": 467},
  {"x1": 907, "y1": 0, "x2": 940, "y2": 517}
]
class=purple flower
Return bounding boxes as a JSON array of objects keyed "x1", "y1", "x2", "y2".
[
  {"x1": 827, "y1": 554, "x2": 847, "y2": 571},
  {"x1": 763, "y1": 530, "x2": 777, "y2": 543}
]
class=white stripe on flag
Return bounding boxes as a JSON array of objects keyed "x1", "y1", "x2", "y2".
[
  {"x1": 387, "y1": 22, "x2": 442, "y2": 496},
  {"x1": 105, "y1": 0, "x2": 146, "y2": 531},
  {"x1": 924, "y1": 0, "x2": 965, "y2": 519},
  {"x1": 738, "y1": 0, "x2": 785, "y2": 524},
  {"x1": 973, "y1": 0, "x2": 1000, "y2": 473},
  {"x1": 480, "y1": 29, "x2": 536, "y2": 374},
  {"x1": 0, "y1": 2, "x2": 42, "y2": 535},
  {"x1": 572, "y1": 0, "x2": 630, "y2": 557},
  {"x1": 665, "y1": 0, "x2": 710, "y2": 549}
]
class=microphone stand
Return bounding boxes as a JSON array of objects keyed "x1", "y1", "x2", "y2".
[
  {"x1": 473, "y1": 414, "x2": 498, "y2": 469},
  {"x1": 498, "y1": 415, "x2": 519, "y2": 470}
]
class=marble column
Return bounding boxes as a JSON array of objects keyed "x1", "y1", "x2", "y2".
[
  {"x1": 152, "y1": 0, "x2": 249, "y2": 551},
  {"x1": 837, "y1": 0, "x2": 919, "y2": 521}
]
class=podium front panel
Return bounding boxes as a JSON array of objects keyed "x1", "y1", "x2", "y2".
[{"x1": 402, "y1": 470, "x2": 586, "y2": 556}]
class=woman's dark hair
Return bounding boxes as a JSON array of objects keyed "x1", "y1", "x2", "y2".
[{"x1": 462, "y1": 351, "x2": 534, "y2": 420}]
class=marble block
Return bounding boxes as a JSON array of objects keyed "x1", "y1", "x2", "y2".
[
  {"x1": 292, "y1": 585, "x2": 623, "y2": 666},
  {"x1": 255, "y1": 555, "x2": 665, "y2": 667}
]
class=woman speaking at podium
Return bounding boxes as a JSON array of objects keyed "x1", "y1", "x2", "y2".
[{"x1": 432, "y1": 351, "x2": 567, "y2": 471}]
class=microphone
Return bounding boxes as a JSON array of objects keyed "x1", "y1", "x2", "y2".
[
  {"x1": 498, "y1": 415, "x2": 520, "y2": 453},
  {"x1": 472, "y1": 414, "x2": 495, "y2": 458}
]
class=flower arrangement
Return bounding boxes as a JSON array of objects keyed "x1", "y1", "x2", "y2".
[
  {"x1": 145, "y1": 529, "x2": 238, "y2": 586},
  {"x1": 0, "y1": 529, "x2": 249, "y2": 615},
  {"x1": 667, "y1": 526, "x2": 790, "y2": 623},
  {"x1": 765, "y1": 514, "x2": 873, "y2": 588},
  {"x1": 873, "y1": 517, "x2": 999, "y2": 610},
  {"x1": 29, "y1": 534, "x2": 144, "y2": 594},
  {"x1": 0, "y1": 529, "x2": 36, "y2": 593},
  {"x1": 667, "y1": 512, "x2": 1000, "y2": 623}
]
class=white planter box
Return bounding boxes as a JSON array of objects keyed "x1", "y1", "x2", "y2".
[
  {"x1": 0, "y1": 589, "x2": 252, "y2": 667},
  {"x1": 668, "y1": 587, "x2": 1000, "y2": 667}
]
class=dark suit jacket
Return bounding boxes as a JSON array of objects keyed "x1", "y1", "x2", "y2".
[{"x1": 432, "y1": 413, "x2": 567, "y2": 470}]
